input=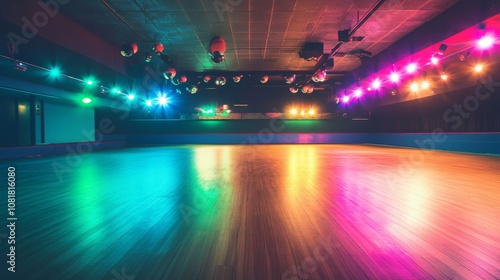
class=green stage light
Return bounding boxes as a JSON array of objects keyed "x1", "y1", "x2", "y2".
[
  {"x1": 82, "y1": 97, "x2": 92, "y2": 104},
  {"x1": 200, "y1": 107, "x2": 216, "y2": 116},
  {"x1": 49, "y1": 67, "x2": 61, "y2": 78}
]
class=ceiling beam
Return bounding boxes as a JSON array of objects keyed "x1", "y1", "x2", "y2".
[{"x1": 1, "y1": 0, "x2": 127, "y2": 76}]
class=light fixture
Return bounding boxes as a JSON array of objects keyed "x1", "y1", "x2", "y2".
[
  {"x1": 354, "y1": 88, "x2": 363, "y2": 98},
  {"x1": 145, "y1": 100, "x2": 153, "y2": 107},
  {"x1": 120, "y1": 43, "x2": 138, "y2": 57},
  {"x1": 18, "y1": 103, "x2": 26, "y2": 114},
  {"x1": 209, "y1": 36, "x2": 226, "y2": 63},
  {"x1": 158, "y1": 95, "x2": 168, "y2": 106},
  {"x1": 233, "y1": 75, "x2": 242, "y2": 83},
  {"x1": 440, "y1": 73, "x2": 449, "y2": 81},
  {"x1": 285, "y1": 75, "x2": 296, "y2": 84},
  {"x1": 171, "y1": 78, "x2": 180, "y2": 85},
  {"x1": 477, "y1": 35, "x2": 495, "y2": 49},
  {"x1": 421, "y1": 81, "x2": 430, "y2": 90},
  {"x1": 144, "y1": 53, "x2": 153, "y2": 63},
  {"x1": 342, "y1": 96, "x2": 350, "y2": 103},
  {"x1": 82, "y1": 97, "x2": 92, "y2": 104},
  {"x1": 372, "y1": 79, "x2": 381, "y2": 90},
  {"x1": 13, "y1": 60, "x2": 27, "y2": 72},
  {"x1": 49, "y1": 67, "x2": 61, "y2": 78},
  {"x1": 437, "y1": 43, "x2": 448, "y2": 55},
  {"x1": 290, "y1": 109, "x2": 297, "y2": 115},
  {"x1": 389, "y1": 72, "x2": 400, "y2": 83},
  {"x1": 187, "y1": 85, "x2": 198, "y2": 94},
  {"x1": 430, "y1": 56, "x2": 439, "y2": 65},
  {"x1": 215, "y1": 76, "x2": 226, "y2": 86},
  {"x1": 410, "y1": 82, "x2": 419, "y2": 92},
  {"x1": 406, "y1": 63, "x2": 417, "y2": 74},
  {"x1": 127, "y1": 94, "x2": 135, "y2": 100},
  {"x1": 163, "y1": 68, "x2": 176, "y2": 80},
  {"x1": 474, "y1": 64, "x2": 484, "y2": 73},
  {"x1": 152, "y1": 43, "x2": 164, "y2": 54}
]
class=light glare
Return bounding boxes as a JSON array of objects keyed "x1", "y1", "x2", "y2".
[
  {"x1": 158, "y1": 95, "x2": 168, "y2": 105},
  {"x1": 354, "y1": 89, "x2": 362, "y2": 98},
  {"x1": 478, "y1": 35, "x2": 495, "y2": 49},
  {"x1": 406, "y1": 63, "x2": 417, "y2": 74},
  {"x1": 410, "y1": 82, "x2": 419, "y2": 92},
  {"x1": 372, "y1": 79, "x2": 381, "y2": 89},
  {"x1": 390, "y1": 73, "x2": 400, "y2": 83},
  {"x1": 50, "y1": 67, "x2": 61, "y2": 77},
  {"x1": 474, "y1": 64, "x2": 484, "y2": 73}
]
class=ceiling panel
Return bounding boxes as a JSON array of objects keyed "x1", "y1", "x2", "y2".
[{"x1": 53, "y1": 0, "x2": 461, "y2": 73}]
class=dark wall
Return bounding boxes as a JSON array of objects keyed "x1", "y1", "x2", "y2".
[
  {"x1": 43, "y1": 101, "x2": 95, "y2": 144},
  {"x1": 95, "y1": 105, "x2": 373, "y2": 134},
  {"x1": 371, "y1": 83, "x2": 500, "y2": 133},
  {"x1": 0, "y1": 94, "x2": 31, "y2": 147},
  {"x1": 1, "y1": 89, "x2": 97, "y2": 147},
  {"x1": 0, "y1": 95, "x2": 16, "y2": 146},
  {"x1": 118, "y1": 119, "x2": 374, "y2": 134}
]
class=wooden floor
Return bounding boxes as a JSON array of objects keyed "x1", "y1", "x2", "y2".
[{"x1": 1, "y1": 145, "x2": 499, "y2": 280}]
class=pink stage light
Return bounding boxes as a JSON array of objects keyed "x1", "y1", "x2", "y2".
[
  {"x1": 342, "y1": 96, "x2": 350, "y2": 103},
  {"x1": 478, "y1": 35, "x2": 495, "y2": 49},
  {"x1": 354, "y1": 89, "x2": 363, "y2": 98},
  {"x1": 389, "y1": 72, "x2": 400, "y2": 83},
  {"x1": 372, "y1": 79, "x2": 381, "y2": 89},
  {"x1": 430, "y1": 56, "x2": 439, "y2": 65},
  {"x1": 406, "y1": 63, "x2": 417, "y2": 74}
]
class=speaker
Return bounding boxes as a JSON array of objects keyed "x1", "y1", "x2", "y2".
[
  {"x1": 338, "y1": 30, "x2": 350, "y2": 42},
  {"x1": 299, "y1": 42, "x2": 324, "y2": 61}
]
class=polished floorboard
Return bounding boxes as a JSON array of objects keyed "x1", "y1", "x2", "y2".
[{"x1": 1, "y1": 144, "x2": 499, "y2": 280}]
